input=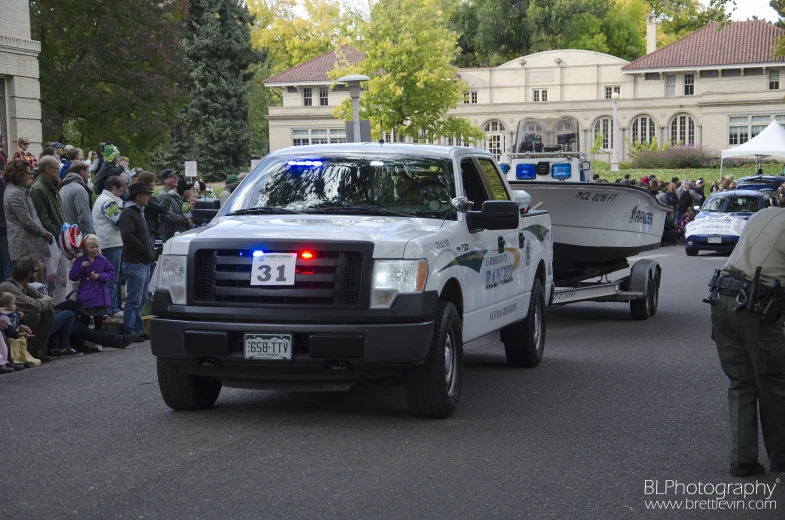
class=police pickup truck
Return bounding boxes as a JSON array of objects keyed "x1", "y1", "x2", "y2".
[{"x1": 151, "y1": 143, "x2": 553, "y2": 418}]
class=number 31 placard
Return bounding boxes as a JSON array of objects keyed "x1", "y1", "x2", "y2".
[{"x1": 250, "y1": 253, "x2": 297, "y2": 286}]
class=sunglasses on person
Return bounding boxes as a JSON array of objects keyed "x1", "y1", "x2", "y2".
[{"x1": 21, "y1": 142, "x2": 30, "y2": 146}]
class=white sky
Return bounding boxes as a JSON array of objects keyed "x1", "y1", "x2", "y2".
[{"x1": 700, "y1": 0, "x2": 779, "y2": 22}]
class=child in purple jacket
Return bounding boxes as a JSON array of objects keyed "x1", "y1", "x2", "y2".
[{"x1": 68, "y1": 234, "x2": 116, "y2": 331}]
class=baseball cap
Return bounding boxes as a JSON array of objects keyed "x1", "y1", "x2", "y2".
[{"x1": 161, "y1": 168, "x2": 179, "y2": 181}]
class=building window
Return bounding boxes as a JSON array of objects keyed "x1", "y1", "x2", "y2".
[
  {"x1": 319, "y1": 87, "x2": 329, "y2": 106},
  {"x1": 631, "y1": 116, "x2": 656, "y2": 144},
  {"x1": 463, "y1": 90, "x2": 478, "y2": 104},
  {"x1": 645, "y1": 73, "x2": 660, "y2": 80},
  {"x1": 670, "y1": 115, "x2": 695, "y2": 146},
  {"x1": 665, "y1": 74, "x2": 676, "y2": 97},
  {"x1": 604, "y1": 86, "x2": 621, "y2": 99},
  {"x1": 727, "y1": 115, "x2": 780, "y2": 145},
  {"x1": 291, "y1": 128, "x2": 346, "y2": 146},
  {"x1": 0, "y1": 80, "x2": 7, "y2": 157},
  {"x1": 303, "y1": 87, "x2": 312, "y2": 106},
  {"x1": 745, "y1": 68, "x2": 764, "y2": 76},
  {"x1": 482, "y1": 120, "x2": 506, "y2": 161},
  {"x1": 287, "y1": 86, "x2": 298, "y2": 93},
  {"x1": 533, "y1": 89, "x2": 548, "y2": 102},
  {"x1": 770, "y1": 70, "x2": 780, "y2": 90},
  {"x1": 594, "y1": 117, "x2": 614, "y2": 150},
  {"x1": 684, "y1": 74, "x2": 694, "y2": 96},
  {"x1": 721, "y1": 69, "x2": 741, "y2": 77},
  {"x1": 699, "y1": 70, "x2": 718, "y2": 78}
]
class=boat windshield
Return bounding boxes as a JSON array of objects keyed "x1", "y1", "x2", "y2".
[
  {"x1": 221, "y1": 155, "x2": 455, "y2": 219},
  {"x1": 703, "y1": 196, "x2": 760, "y2": 213},
  {"x1": 513, "y1": 116, "x2": 580, "y2": 153}
]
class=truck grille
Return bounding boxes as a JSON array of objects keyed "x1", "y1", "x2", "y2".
[{"x1": 193, "y1": 248, "x2": 364, "y2": 306}]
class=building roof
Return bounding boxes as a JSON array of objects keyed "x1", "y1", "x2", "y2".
[
  {"x1": 264, "y1": 45, "x2": 365, "y2": 84},
  {"x1": 623, "y1": 20, "x2": 785, "y2": 71}
]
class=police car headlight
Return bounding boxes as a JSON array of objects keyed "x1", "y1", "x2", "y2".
[
  {"x1": 370, "y1": 260, "x2": 428, "y2": 309},
  {"x1": 157, "y1": 255, "x2": 188, "y2": 305}
]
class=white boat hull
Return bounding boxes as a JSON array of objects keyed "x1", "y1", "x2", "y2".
[{"x1": 508, "y1": 181, "x2": 669, "y2": 281}]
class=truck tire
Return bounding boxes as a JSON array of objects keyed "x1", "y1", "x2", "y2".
[
  {"x1": 630, "y1": 274, "x2": 655, "y2": 320},
  {"x1": 406, "y1": 301, "x2": 462, "y2": 419},
  {"x1": 501, "y1": 278, "x2": 545, "y2": 368},
  {"x1": 157, "y1": 359, "x2": 222, "y2": 410}
]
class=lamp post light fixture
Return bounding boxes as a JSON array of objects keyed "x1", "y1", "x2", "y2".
[
  {"x1": 337, "y1": 74, "x2": 370, "y2": 143},
  {"x1": 611, "y1": 91, "x2": 620, "y2": 172}
]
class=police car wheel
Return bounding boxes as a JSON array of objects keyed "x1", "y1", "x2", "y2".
[
  {"x1": 685, "y1": 247, "x2": 698, "y2": 256},
  {"x1": 501, "y1": 278, "x2": 545, "y2": 368},
  {"x1": 157, "y1": 359, "x2": 222, "y2": 410},
  {"x1": 406, "y1": 301, "x2": 463, "y2": 419}
]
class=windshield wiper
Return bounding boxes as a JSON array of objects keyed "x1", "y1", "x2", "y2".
[
  {"x1": 300, "y1": 203, "x2": 417, "y2": 218},
  {"x1": 227, "y1": 207, "x2": 301, "y2": 216}
]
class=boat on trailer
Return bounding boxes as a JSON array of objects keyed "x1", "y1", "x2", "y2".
[
  {"x1": 500, "y1": 117, "x2": 668, "y2": 319},
  {"x1": 502, "y1": 117, "x2": 669, "y2": 284}
]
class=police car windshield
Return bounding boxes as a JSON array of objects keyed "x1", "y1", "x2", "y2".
[
  {"x1": 223, "y1": 155, "x2": 455, "y2": 219},
  {"x1": 704, "y1": 196, "x2": 759, "y2": 213}
]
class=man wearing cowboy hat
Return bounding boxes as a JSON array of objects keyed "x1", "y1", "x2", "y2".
[{"x1": 118, "y1": 182, "x2": 156, "y2": 340}]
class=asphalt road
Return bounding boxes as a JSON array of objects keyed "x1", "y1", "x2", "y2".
[{"x1": 2, "y1": 249, "x2": 783, "y2": 519}]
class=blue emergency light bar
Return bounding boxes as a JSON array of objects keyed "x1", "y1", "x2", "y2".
[
  {"x1": 552, "y1": 163, "x2": 572, "y2": 179},
  {"x1": 516, "y1": 164, "x2": 536, "y2": 180}
]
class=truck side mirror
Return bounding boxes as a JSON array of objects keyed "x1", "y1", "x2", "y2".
[{"x1": 466, "y1": 200, "x2": 519, "y2": 231}]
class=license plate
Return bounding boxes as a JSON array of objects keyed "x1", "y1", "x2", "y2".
[
  {"x1": 708, "y1": 236, "x2": 722, "y2": 244},
  {"x1": 250, "y1": 253, "x2": 297, "y2": 286},
  {"x1": 244, "y1": 333, "x2": 292, "y2": 360}
]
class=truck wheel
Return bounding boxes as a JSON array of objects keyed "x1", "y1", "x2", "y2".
[
  {"x1": 630, "y1": 274, "x2": 654, "y2": 320},
  {"x1": 157, "y1": 359, "x2": 222, "y2": 410},
  {"x1": 501, "y1": 278, "x2": 545, "y2": 368},
  {"x1": 406, "y1": 301, "x2": 462, "y2": 419}
]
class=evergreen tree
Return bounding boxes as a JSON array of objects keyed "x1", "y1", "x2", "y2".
[{"x1": 177, "y1": 0, "x2": 263, "y2": 180}]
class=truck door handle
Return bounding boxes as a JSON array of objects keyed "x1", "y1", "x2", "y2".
[
  {"x1": 498, "y1": 236, "x2": 505, "y2": 254},
  {"x1": 519, "y1": 232, "x2": 525, "y2": 249}
]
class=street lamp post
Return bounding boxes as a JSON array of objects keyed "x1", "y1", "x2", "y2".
[
  {"x1": 611, "y1": 92, "x2": 620, "y2": 172},
  {"x1": 337, "y1": 74, "x2": 370, "y2": 142}
]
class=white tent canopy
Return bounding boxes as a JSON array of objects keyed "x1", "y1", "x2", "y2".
[{"x1": 721, "y1": 120, "x2": 785, "y2": 160}]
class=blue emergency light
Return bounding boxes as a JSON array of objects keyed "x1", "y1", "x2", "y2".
[
  {"x1": 552, "y1": 163, "x2": 572, "y2": 180},
  {"x1": 516, "y1": 164, "x2": 536, "y2": 180}
]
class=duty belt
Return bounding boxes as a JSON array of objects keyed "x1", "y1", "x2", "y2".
[{"x1": 705, "y1": 267, "x2": 785, "y2": 322}]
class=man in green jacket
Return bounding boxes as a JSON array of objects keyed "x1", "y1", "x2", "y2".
[{"x1": 30, "y1": 156, "x2": 68, "y2": 302}]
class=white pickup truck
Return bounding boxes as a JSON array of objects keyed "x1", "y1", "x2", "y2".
[{"x1": 151, "y1": 143, "x2": 553, "y2": 418}]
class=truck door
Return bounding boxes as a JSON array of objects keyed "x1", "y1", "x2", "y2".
[{"x1": 459, "y1": 157, "x2": 524, "y2": 342}]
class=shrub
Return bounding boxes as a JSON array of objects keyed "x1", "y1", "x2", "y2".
[{"x1": 631, "y1": 146, "x2": 721, "y2": 169}]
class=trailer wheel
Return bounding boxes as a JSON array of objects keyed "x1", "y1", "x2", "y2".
[
  {"x1": 630, "y1": 273, "x2": 654, "y2": 320},
  {"x1": 648, "y1": 273, "x2": 660, "y2": 317},
  {"x1": 501, "y1": 278, "x2": 545, "y2": 367}
]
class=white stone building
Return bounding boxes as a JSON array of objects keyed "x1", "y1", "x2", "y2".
[
  {"x1": 0, "y1": 0, "x2": 42, "y2": 157},
  {"x1": 264, "y1": 19, "x2": 785, "y2": 164}
]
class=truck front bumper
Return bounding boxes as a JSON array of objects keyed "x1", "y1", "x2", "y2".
[{"x1": 151, "y1": 290, "x2": 438, "y2": 382}]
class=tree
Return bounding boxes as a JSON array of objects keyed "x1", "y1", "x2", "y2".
[
  {"x1": 451, "y1": 0, "x2": 531, "y2": 67},
  {"x1": 654, "y1": 0, "x2": 727, "y2": 47},
  {"x1": 30, "y1": 0, "x2": 188, "y2": 167},
  {"x1": 772, "y1": 0, "x2": 785, "y2": 28},
  {"x1": 176, "y1": 0, "x2": 263, "y2": 180},
  {"x1": 332, "y1": 0, "x2": 485, "y2": 143}
]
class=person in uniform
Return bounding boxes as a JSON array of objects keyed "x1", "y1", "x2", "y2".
[{"x1": 711, "y1": 206, "x2": 785, "y2": 476}]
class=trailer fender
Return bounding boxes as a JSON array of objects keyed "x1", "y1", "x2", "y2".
[{"x1": 628, "y1": 259, "x2": 660, "y2": 295}]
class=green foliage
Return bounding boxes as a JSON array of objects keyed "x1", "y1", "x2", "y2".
[
  {"x1": 589, "y1": 131, "x2": 604, "y2": 156},
  {"x1": 176, "y1": 0, "x2": 264, "y2": 180},
  {"x1": 625, "y1": 137, "x2": 674, "y2": 158},
  {"x1": 450, "y1": 0, "x2": 531, "y2": 67},
  {"x1": 30, "y1": 0, "x2": 188, "y2": 168},
  {"x1": 331, "y1": 0, "x2": 485, "y2": 143}
]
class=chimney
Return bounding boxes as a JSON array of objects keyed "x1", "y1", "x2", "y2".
[{"x1": 646, "y1": 13, "x2": 657, "y2": 54}]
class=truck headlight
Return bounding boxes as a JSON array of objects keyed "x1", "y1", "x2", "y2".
[
  {"x1": 370, "y1": 260, "x2": 428, "y2": 309},
  {"x1": 157, "y1": 255, "x2": 188, "y2": 305}
]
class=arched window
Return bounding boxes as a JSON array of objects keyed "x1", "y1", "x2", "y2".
[
  {"x1": 631, "y1": 116, "x2": 656, "y2": 144},
  {"x1": 594, "y1": 117, "x2": 614, "y2": 150},
  {"x1": 482, "y1": 120, "x2": 506, "y2": 161},
  {"x1": 670, "y1": 114, "x2": 695, "y2": 146}
]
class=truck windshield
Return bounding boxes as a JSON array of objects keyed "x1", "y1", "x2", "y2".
[{"x1": 223, "y1": 155, "x2": 455, "y2": 219}]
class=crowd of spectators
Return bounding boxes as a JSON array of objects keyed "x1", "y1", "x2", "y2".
[{"x1": 0, "y1": 138, "x2": 235, "y2": 374}]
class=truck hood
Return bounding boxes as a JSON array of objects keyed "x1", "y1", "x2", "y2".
[{"x1": 164, "y1": 214, "x2": 445, "y2": 257}]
